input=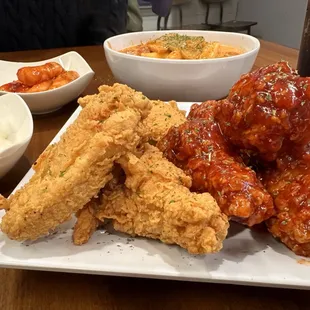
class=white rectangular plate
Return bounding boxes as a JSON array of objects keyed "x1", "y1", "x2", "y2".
[{"x1": 0, "y1": 102, "x2": 309, "y2": 290}]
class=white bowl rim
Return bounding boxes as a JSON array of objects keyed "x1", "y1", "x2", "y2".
[
  {"x1": 104, "y1": 30, "x2": 260, "y2": 64},
  {"x1": 0, "y1": 51, "x2": 95, "y2": 96},
  {"x1": 0, "y1": 93, "x2": 33, "y2": 158}
]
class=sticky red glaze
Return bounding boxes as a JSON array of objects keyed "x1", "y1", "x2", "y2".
[
  {"x1": 158, "y1": 102, "x2": 274, "y2": 226},
  {"x1": 215, "y1": 61, "x2": 310, "y2": 161},
  {"x1": 0, "y1": 81, "x2": 29, "y2": 92},
  {"x1": 263, "y1": 155, "x2": 310, "y2": 257}
]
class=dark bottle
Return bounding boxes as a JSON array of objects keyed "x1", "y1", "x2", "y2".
[{"x1": 298, "y1": 0, "x2": 310, "y2": 77}]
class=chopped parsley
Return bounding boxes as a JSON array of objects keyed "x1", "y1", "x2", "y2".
[
  {"x1": 59, "y1": 170, "x2": 66, "y2": 177},
  {"x1": 169, "y1": 200, "x2": 175, "y2": 204},
  {"x1": 266, "y1": 93, "x2": 272, "y2": 101}
]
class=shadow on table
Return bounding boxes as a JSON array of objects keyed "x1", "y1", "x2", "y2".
[{"x1": 0, "y1": 155, "x2": 32, "y2": 197}]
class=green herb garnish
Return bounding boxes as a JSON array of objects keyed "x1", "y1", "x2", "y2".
[{"x1": 59, "y1": 170, "x2": 66, "y2": 177}]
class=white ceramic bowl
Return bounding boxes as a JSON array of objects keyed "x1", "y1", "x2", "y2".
[
  {"x1": 0, "y1": 52, "x2": 95, "y2": 114},
  {"x1": 0, "y1": 93, "x2": 33, "y2": 178},
  {"x1": 104, "y1": 30, "x2": 260, "y2": 101}
]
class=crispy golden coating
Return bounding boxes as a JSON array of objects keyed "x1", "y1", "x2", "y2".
[
  {"x1": 1, "y1": 84, "x2": 151, "y2": 241},
  {"x1": 77, "y1": 83, "x2": 150, "y2": 120},
  {"x1": 80, "y1": 95, "x2": 186, "y2": 142},
  {"x1": 143, "y1": 100, "x2": 186, "y2": 143},
  {"x1": 73, "y1": 165, "x2": 125, "y2": 246},
  {"x1": 73, "y1": 199, "x2": 100, "y2": 246},
  {"x1": 96, "y1": 145, "x2": 228, "y2": 254}
]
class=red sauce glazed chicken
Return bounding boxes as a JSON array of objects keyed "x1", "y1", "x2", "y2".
[
  {"x1": 263, "y1": 153, "x2": 310, "y2": 257},
  {"x1": 157, "y1": 101, "x2": 275, "y2": 227},
  {"x1": 216, "y1": 61, "x2": 310, "y2": 162},
  {"x1": 160, "y1": 61, "x2": 310, "y2": 257},
  {"x1": 217, "y1": 61, "x2": 310, "y2": 256}
]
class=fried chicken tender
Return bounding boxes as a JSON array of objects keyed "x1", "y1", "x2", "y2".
[
  {"x1": 73, "y1": 199, "x2": 101, "y2": 245},
  {"x1": 1, "y1": 84, "x2": 151, "y2": 241},
  {"x1": 96, "y1": 144, "x2": 228, "y2": 255},
  {"x1": 80, "y1": 94, "x2": 186, "y2": 142},
  {"x1": 72, "y1": 164, "x2": 125, "y2": 245},
  {"x1": 262, "y1": 154, "x2": 310, "y2": 257},
  {"x1": 215, "y1": 61, "x2": 310, "y2": 161},
  {"x1": 158, "y1": 102, "x2": 274, "y2": 226},
  {"x1": 77, "y1": 84, "x2": 150, "y2": 120},
  {"x1": 142, "y1": 100, "x2": 186, "y2": 142}
]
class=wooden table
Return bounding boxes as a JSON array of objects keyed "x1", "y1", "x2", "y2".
[{"x1": 0, "y1": 41, "x2": 306, "y2": 310}]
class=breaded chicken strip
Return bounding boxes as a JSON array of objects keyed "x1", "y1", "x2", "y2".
[
  {"x1": 96, "y1": 145, "x2": 228, "y2": 254},
  {"x1": 80, "y1": 94, "x2": 186, "y2": 143},
  {"x1": 1, "y1": 84, "x2": 151, "y2": 241},
  {"x1": 143, "y1": 100, "x2": 186, "y2": 142},
  {"x1": 72, "y1": 98, "x2": 186, "y2": 245},
  {"x1": 78, "y1": 83, "x2": 150, "y2": 119},
  {"x1": 72, "y1": 164, "x2": 125, "y2": 245},
  {"x1": 72, "y1": 199, "x2": 101, "y2": 246},
  {"x1": 33, "y1": 84, "x2": 150, "y2": 175}
]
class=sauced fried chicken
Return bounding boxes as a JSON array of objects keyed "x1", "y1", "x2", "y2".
[
  {"x1": 215, "y1": 61, "x2": 310, "y2": 162},
  {"x1": 158, "y1": 101, "x2": 274, "y2": 226},
  {"x1": 262, "y1": 148, "x2": 310, "y2": 257}
]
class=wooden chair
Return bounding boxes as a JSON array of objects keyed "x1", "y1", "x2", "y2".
[
  {"x1": 200, "y1": 0, "x2": 226, "y2": 26},
  {"x1": 200, "y1": 0, "x2": 257, "y2": 35},
  {"x1": 157, "y1": 0, "x2": 191, "y2": 30}
]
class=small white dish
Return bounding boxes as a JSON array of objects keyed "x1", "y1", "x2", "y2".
[
  {"x1": 0, "y1": 52, "x2": 95, "y2": 114},
  {"x1": 104, "y1": 30, "x2": 260, "y2": 102},
  {"x1": 0, "y1": 93, "x2": 33, "y2": 178}
]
